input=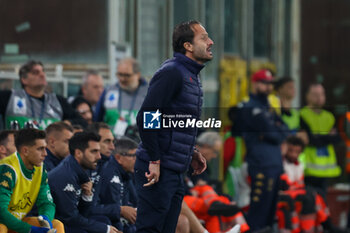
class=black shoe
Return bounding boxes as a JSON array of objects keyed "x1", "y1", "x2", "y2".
[
  {"x1": 208, "y1": 201, "x2": 240, "y2": 217},
  {"x1": 251, "y1": 226, "x2": 272, "y2": 233}
]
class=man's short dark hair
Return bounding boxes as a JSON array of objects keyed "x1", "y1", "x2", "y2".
[
  {"x1": 87, "y1": 122, "x2": 111, "y2": 135},
  {"x1": 69, "y1": 132, "x2": 101, "y2": 155},
  {"x1": 112, "y1": 137, "x2": 138, "y2": 155},
  {"x1": 71, "y1": 96, "x2": 92, "y2": 112},
  {"x1": 15, "y1": 128, "x2": 46, "y2": 150},
  {"x1": 72, "y1": 124, "x2": 83, "y2": 131},
  {"x1": 19, "y1": 60, "x2": 44, "y2": 88},
  {"x1": 0, "y1": 130, "x2": 15, "y2": 146},
  {"x1": 172, "y1": 20, "x2": 201, "y2": 54},
  {"x1": 46, "y1": 122, "x2": 74, "y2": 137},
  {"x1": 274, "y1": 77, "x2": 294, "y2": 91},
  {"x1": 286, "y1": 136, "x2": 305, "y2": 150}
]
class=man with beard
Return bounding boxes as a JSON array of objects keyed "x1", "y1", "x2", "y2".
[
  {"x1": 94, "y1": 58, "x2": 148, "y2": 137},
  {"x1": 87, "y1": 122, "x2": 115, "y2": 183},
  {"x1": 238, "y1": 70, "x2": 289, "y2": 232},
  {"x1": 0, "y1": 60, "x2": 87, "y2": 130},
  {"x1": 48, "y1": 132, "x2": 119, "y2": 233},
  {"x1": 134, "y1": 20, "x2": 212, "y2": 233},
  {"x1": 44, "y1": 122, "x2": 74, "y2": 171},
  {"x1": 85, "y1": 123, "x2": 120, "y2": 224}
]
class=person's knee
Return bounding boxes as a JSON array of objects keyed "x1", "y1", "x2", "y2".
[
  {"x1": 52, "y1": 219, "x2": 65, "y2": 233},
  {"x1": 0, "y1": 224, "x2": 8, "y2": 233},
  {"x1": 176, "y1": 214, "x2": 190, "y2": 233}
]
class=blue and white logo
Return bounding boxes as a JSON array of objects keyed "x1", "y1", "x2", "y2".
[
  {"x1": 143, "y1": 109, "x2": 161, "y2": 129},
  {"x1": 14, "y1": 96, "x2": 26, "y2": 115}
]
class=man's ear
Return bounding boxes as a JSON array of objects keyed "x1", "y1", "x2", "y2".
[
  {"x1": 0, "y1": 145, "x2": 6, "y2": 155},
  {"x1": 20, "y1": 146, "x2": 29, "y2": 157},
  {"x1": 47, "y1": 137, "x2": 55, "y2": 148},
  {"x1": 74, "y1": 149, "x2": 83, "y2": 163},
  {"x1": 115, "y1": 154, "x2": 122, "y2": 163},
  {"x1": 21, "y1": 77, "x2": 28, "y2": 87},
  {"x1": 184, "y1": 42, "x2": 193, "y2": 52}
]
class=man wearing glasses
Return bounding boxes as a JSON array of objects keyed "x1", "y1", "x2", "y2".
[
  {"x1": 0, "y1": 60, "x2": 87, "y2": 130},
  {"x1": 98, "y1": 137, "x2": 138, "y2": 233},
  {"x1": 94, "y1": 58, "x2": 148, "y2": 137}
]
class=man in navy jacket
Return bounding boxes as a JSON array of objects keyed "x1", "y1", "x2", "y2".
[
  {"x1": 99, "y1": 137, "x2": 138, "y2": 233},
  {"x1": 86, "y1": 122, "x2": 124, "y2": 225},
  {"x1": 239, "y1": 70, "x2": 289, "y2": 231},
  {"x1": 48, "y1": 132, "x2": 119, "y2": 233},
  {"x1": 135, "y1": 20, "x2": 213, "y2": 233},
  {"x1": 87, "y1": 122, "x2": 115, "y2": 187},
  {"x1": 44, "y1": 121, "x2": 74, "y2": 171}
]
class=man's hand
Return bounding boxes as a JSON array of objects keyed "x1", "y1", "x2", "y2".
[
  {"x1": 143, "y1": 161, "x2": 160, "y2": 187},
  {"x1": 108, "y1": 225, "x2": 121, "y2": 233},
  {"x1": 191, "y1": 150, "x2": 206, "y2": 175},
  {"x1": 121, "y1": 206, "x2": 137, "y2": 224},
  {"x1": 38, "y1": 215, "x2": 53, "y2": 229},
  {"x1": 81, "y1": 181, "x2": 93, "y2": 196}
]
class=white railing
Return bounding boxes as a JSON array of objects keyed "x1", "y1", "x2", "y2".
[{"x1": 0, "y1": 64, "x2": 114, "y2": 97}]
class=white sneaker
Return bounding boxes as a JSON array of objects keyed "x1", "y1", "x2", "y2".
[{"x1": 226, "y1": 224, "x2": 241, "y2": 233}]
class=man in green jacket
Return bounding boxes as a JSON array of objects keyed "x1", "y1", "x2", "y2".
[{"x1": 0, "y1": 128, "x2": 64, "y2": 233}]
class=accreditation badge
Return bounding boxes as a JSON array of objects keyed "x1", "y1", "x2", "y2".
[{"x1": 113, "y1": 117, "x2": 128, "y2": 137}]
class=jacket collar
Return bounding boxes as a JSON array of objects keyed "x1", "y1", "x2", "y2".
[
  {"x1": 46, "y1": 148, "x2": 62, "y2": 166},
  {"x1": 174, "y1": 52, "x2": 205, "y2": 75},
  {"x1": 110, "y1": 156, "x2": 131, "y2": 181},
  {"x1": 67, "y1": 155, "x2": 90, "y2": 184}
]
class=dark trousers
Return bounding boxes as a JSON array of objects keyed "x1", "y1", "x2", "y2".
[
  {"x1": 134, "y1": 159, "x2": 184, "y2": 233},
  {"x1": 247, "y1": 165, "x2": 282, "y2": 232},
  {"x1": 304, "y1": 176, "x2": 328, "y2": 199},
  {"x1": 64, "y1": 215, "x2": 111, "y2": 233}
]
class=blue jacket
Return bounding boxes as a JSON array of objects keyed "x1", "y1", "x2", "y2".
[
  {"x1": 239, "y1": 94, "x2": 289, "y2": 168},
  {"x1": 44, "y1": 148, "x2": 62, "y2": 172},
  {"x1": 136, "y1": 53, "x2": 204, "y2": 173},
  {"x1": 48, "y1": 155, "x2": 108, "y2": 233},
  {"x1": 99, "y1": 156, "x2": 137, "y2": 229},
  {"x1": 87, "y1": 154, "x2": 121, "y2": 221},
  {"x1": 100, "y1": 156, "x2": 137, "y2": 208},
  {"x1": 90, "y1": 154, "x2": 110, "y2": 188}
]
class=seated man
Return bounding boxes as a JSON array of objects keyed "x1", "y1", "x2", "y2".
[
  {"x1": 48, "y1": 132, "x2": 119, "y2": 233},
  {"x1": 0, "y1": 128, "x2": 63, "y2": 233},
  {"x1": 0, "y1": 60, "x2": 87, "y2": 129},
  {"x1": 184, "y1": 132, "x2": 249, "y2": 233},
  {"x1": 0, "y1": 130, "x2": 16, "y2": 159},
  {"x1": 86, "y1": 123, "x2": 120, "y2": 224},
  {"x1": 99, "y1": 137, "x2": 138, "y2": 233},
  {"x1": 277, "y1": 136, "x2": 344, "y2": 233},
  {"x1": 44, "y1": 122, "x2": 74, "y2": 171},
  {"x1": 87, "y1": 122, "x2": 115, "y2": 180}
]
